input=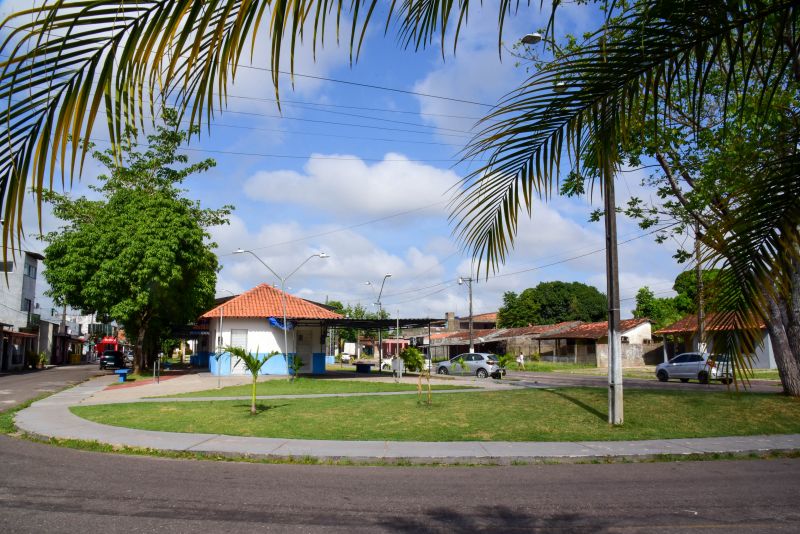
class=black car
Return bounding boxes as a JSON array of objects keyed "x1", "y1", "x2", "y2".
[{"x1": 99, "y1": 350, "x2": 126, "y2": 370}]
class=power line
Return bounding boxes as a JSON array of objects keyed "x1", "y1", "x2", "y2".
[
  {"x1": 380, "y1": 223, "x2": 679, "y2": 306},
  {"x1": 86, "y1": 137, "x2": 479, "y2": 163},
  {"x1": 219, "y1": 200, "x2": 449, "y2": 255}
]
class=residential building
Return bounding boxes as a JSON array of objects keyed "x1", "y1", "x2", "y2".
[
  {"x1": 199, "y1": 284, "x2": 343, "y2": 376},
  {"x1": 0, "y1": 251, "x2": 44, "y2": 371},
  {"x1": 538, "y1": 318, "x2": 655, "y2": 367},
  {"x1": 655, "y1": 313, "x2": 776, "y2": 369}
]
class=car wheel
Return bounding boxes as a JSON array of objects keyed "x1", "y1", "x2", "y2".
[
  {"x1": 656, "y1": 370, "x2": 668, "y2": 382},
  {"x1": 698, "y1": 370, "x2": 710, "y2": 384},
  {"x1": 437, "y1": 367, "x2": 448, "y2": 375},
  {"x1": 680, "y1": 378, "x2": 689, "y2": 383},
  {"x1": 476, "y1": 368, "x2": 488, "y2": 379}
]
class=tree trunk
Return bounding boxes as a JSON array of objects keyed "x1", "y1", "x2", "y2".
[
  {"x1": 765, "y1": 293, "x2": 800, "y2": 396},
  {"x1": 134, "y1": 327, "x2": 147, "y2": 375}
]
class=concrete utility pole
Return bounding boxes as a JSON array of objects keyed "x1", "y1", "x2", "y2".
[
  {"x1": 604, "y1": 153, "x2": 623, "y2": 426},
  {"x1": 458, "y1": 277, "x2": 474, "y2": 352},
  {"x1": 695, "y1": 222, "x2": 706, "y2": 353}
]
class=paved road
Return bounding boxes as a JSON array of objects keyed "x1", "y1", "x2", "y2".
[
  {"x1": 1, "y1": 434, "x2": 798, "y2": 533},
  {"x1": 0, "y1": 364, "x2": 104, "y2": 411},
  {"x1": 503, "y1": 371, "x2": 782, "y2": 393}
]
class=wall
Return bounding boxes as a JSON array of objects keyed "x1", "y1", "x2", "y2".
[
  {"x1": 596, "y1": 343, "x2": 649, "y2": 368},
  {"x1": 208, "y1": 317, "x2": 325, "y2": 376},
  {"x1": 623, "y1": 322, "x2": 652, "y2": 344}
]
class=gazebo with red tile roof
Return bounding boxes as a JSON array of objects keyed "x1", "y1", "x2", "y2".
[
  {"x1": 199, "y1": 284, "x2": 342, "y2": 377},
  {"x1": 201, "y1": 284, "x2": 343, "y2": 321}
]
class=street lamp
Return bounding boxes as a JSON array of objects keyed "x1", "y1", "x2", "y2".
[
  {"x1": 458, "y1": 276, "x2": 474, "y2": 352},
  {"x1": 234, "y1": 249, "x2": 328, "y2": 375},
  {"x1": 366, "y1": 274, "x2": 391, "y2": 369}
]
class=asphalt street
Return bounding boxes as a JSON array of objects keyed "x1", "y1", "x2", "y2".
[
  {"x1": 502, "y1": 371, "x2": 782, "y2": 393},
  {"x1": 0, "y1": 364, "x2": 105, "y2": 411},
  {"x1": 1, "y1": 434, "x2": 799, "y2": 533}
]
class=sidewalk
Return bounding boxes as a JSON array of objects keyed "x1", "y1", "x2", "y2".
[{"x1": 14, "y1": 373, "x2": 800, "y2": 464}]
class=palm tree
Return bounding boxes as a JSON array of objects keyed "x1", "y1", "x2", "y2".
[
  {"x1": 226, "y1": 346, "x2": 277, "y2": 415},
  {"x1": 0, "y1": 0, "x2": 797, "y2": 395}
]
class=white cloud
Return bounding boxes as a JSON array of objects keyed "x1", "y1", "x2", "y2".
[{"x1": 243, "y1": 152, "x2": 461, "y2": 218}]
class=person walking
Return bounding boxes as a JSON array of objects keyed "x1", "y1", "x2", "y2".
[{"x1": 516, "y1": 352, "x2": 525, "y2": 371}]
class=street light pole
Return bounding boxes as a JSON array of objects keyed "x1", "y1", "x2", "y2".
[
  {"x1": 235, "y1": 249, "x2": 328, "y2": 376},
  {"x1": 458, "y1": 277, "x2": 474, "y2": 352},
  {"x1": 367, "y1": 274, "x2": 392, "y2": 369}
]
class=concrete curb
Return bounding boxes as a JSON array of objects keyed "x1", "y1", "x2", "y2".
[{"x1": 14, "y1": 377, "x2": 800, "y2": 465}]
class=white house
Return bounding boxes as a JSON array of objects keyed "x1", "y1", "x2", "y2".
[
  {"x1": 655, "y1": 313, "x2": 776, "y2": 368},
  {"x1": 199, "y1": 284, "x2": 342, "y2": 376}
]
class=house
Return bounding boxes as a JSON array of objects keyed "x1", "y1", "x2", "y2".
[
  {"x1": 655, "y1": 313, "x2": 776, "y2": 368},
  {"x1": 199, "y1": 284, "x2": 343, "y2": 376},
  {"x1": 425, "y1": 322, "x2": 581, "y2": 360},
  {"x1": 538, "y1": 318, "x2": 654, "y2": 367},
  {"x1": 444, "y1": 311, "x2": 497, "y2": 332},
  {"x1": 0, "y1": 251, "x2": 44, "y2": 371}
]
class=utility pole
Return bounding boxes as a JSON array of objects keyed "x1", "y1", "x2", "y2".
[
  {"x1": 695, "y1": 221, "x2": 706, "y2": 353},
  {"x1": 604, "y1": 150, "x2": 623, "y2": 426},
  {"x1": 458, "y1": 277, "x2": 474, "y2": 352}
]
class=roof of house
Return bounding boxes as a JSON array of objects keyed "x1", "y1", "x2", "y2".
[
  {"x1": 201, "y1": 284, "x2": 343, "y2": 320},
  {"x1": 491, "y1": 321, "x2": 582, "y2": 340},
  {"x1": 458, "y1": 312, "x2": 497, "y2": 322},
  {"x1": 655, "y1": 313, "x2": 766, "y2": 335},
  {"x1": 539, "y1": 318, "x2": 651, "y2": 340}
]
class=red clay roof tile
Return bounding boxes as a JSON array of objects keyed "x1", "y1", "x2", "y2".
[{"x1": 201, "y1": 284, "x2": 343, "y2": 320}]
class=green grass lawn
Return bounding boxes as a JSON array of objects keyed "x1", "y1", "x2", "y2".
[
  {"x1": 151, "y1": 378, "x2": 473, "y2": 398},
  {"x1": 73, "y1": 387, "x2": 800, "y2": 442},
  {"x1": 518, "y1": 361, "x2": 595, "y2": 373}
]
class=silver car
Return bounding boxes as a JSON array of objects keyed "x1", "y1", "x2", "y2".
[
  {"x1": 656, "y1": 352, "x2": 733, "y2": 384},
  {"x1": 436, "y1": 352, "x2": 504, "y2": 379}
]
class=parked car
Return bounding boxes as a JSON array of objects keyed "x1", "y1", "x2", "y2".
[
  {"x1": 655, "y1": 352, "x2": 733, "y2": 384},
  {"x1": 99, "y1": 350, "x2": 126, "y2": 370},
  {"x1": 436, "y1": 353, "x2": 505, "y2": 379}
]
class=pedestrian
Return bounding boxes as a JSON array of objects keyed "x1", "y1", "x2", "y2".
[{"x1": 517, "y1": 352, "x2": 525, "y2": 371}]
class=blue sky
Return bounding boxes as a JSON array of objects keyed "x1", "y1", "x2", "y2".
[{"x1": 3, "y1": 1, "x2": 688, "y2": 320}]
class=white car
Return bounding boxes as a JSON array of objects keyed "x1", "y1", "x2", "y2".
[{"x1": 655, "y1": 352, "x2": 733, "y2": 384}]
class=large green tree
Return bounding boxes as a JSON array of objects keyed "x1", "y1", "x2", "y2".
[
  {"x1": 498, "y1": 281, "x2": 607, "y2": 327},
  {"x1": 42, "y1": 111, "x2": 232, "y2": 372}
]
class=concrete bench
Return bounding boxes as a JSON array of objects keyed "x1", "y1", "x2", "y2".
[
  {"x1": 354, "y1": 362, "x2": 373, "y2": 374},
  {"x1": 114, "y1": 369, "x2": 131, "y2": 383}
]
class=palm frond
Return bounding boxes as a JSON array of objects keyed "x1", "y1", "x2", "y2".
[{"x1": 451, "y1": 0, "x2": 798, "y2": 274}]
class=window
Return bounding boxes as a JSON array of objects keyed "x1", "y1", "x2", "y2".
[
  {"x1": 230, "y1": 329, "x2": 248, "y2": 349},
  {"x1": 22, "y1": 298, "x2": 32, "y2": 312},
  {"x1": 671, "y1": 355, "x2": 689, "y2": 364},
  {"x1": 23, "y1": 262, "x2": 36, "y2": 278},
  {"x1": 0, "y1": 261, "x2": 12, "y2": 273}
]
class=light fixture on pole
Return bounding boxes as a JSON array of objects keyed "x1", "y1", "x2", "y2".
[
  {"x1": 458, "y1": 276, "x2": 474, "y2": 352},
  {"x1": 520, "y1": 32, "x2": 543, "y2": 45},
  {"x1": 234, "y1": 249, "x2": 328, "y2": 375}
]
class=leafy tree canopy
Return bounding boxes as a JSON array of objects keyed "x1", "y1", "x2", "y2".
[
  {"x1": 41, "y1": 110, "x2": 232, "y2": 371},
  {"x1": 497, "y1": 281, "x2": 607, "y2": 327}
]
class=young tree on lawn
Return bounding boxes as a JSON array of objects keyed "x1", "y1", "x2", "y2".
[
  {"x1": 227, "y1": 347, "x2": 278, "y2": 415},
  {"x1": 400, "y1": 346, "x2": 431, "y2": 404},
  {"x1": 41, "y1": 110, "x2": 232, "y2": 373}
]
